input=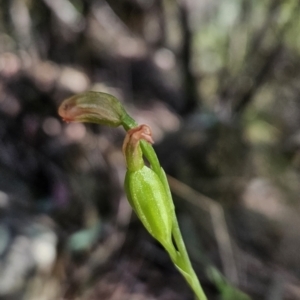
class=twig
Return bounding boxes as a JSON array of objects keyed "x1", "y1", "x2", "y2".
[{"x1": 167, "y1": 175, "x2": 239, "y2": 285}]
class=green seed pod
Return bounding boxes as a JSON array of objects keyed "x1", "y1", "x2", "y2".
[
  {"x1": 123, "y1": 125, "x2": 174, "y2": 249},
  {"x1": 125, "y1": 165, "x2": 174, "y2": 247}
]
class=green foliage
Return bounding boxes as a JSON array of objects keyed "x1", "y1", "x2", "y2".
[{"x1": 207, "y1": 267, "x2": 251, "y2": 300}]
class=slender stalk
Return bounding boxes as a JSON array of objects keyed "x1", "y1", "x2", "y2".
[
  {"x1": 172, "y1": 217, "x2": 207, "y2": 300},
  {"x1": 121, "y1": 113, "x2": 138, "y2": 131}
]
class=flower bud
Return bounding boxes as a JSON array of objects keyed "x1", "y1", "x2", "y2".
[
  {"x1": 123, "y1": 125, "x2": 174, "y2": 249},
  {"x1": 58, "y1": 91, "x2": 127, "y2": 127}
]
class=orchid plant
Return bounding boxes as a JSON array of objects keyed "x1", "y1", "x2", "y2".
[{"x1": 59, "y1": 91, "x2": 207, "y2": 300}]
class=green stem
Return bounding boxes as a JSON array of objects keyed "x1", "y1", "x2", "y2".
[
  {"x1": 121, "y1": 113, "x2": 138, "y2": 131},
  {"x1": 172, "y1": 217, "x2": 207, "y2": 300}
]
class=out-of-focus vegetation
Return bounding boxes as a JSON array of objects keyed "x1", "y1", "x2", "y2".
[{"x1": 1, "y1": 0, "x2": 300, "y2": 299}]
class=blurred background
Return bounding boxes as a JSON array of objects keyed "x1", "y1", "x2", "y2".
[{"x1": 1, "y1": 0, "x2": 300, "y2": 299}]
